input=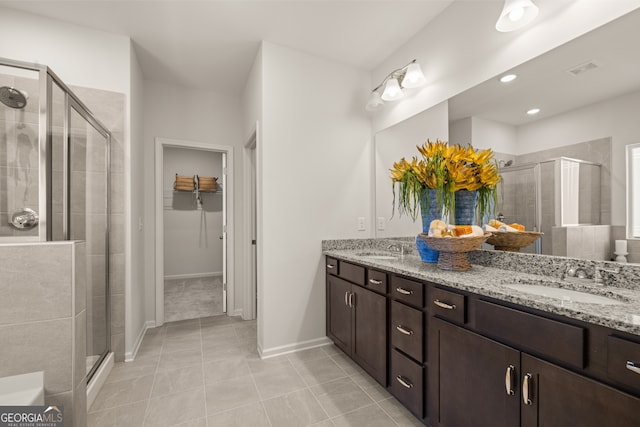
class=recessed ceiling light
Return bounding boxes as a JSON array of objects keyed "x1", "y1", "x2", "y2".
[
  {"x1": 500, "y1": 74, "x2": 517, "y2": 83},
  {"x1": 527, "y1": 108, "x2": 540, "y2": 115}
]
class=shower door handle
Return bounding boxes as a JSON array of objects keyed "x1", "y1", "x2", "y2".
[{"x1": 10, "y1": 208, "x2": 39, "y2": 230}]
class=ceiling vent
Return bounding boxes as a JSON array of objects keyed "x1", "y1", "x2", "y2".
[{"x1": 566, "y1": 60, "x2": 600, "y2": 77}]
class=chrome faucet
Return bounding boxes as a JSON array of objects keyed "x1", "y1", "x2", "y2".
[
  {"x1": 562, "y1": 263, "x2": 587, "y2": 280},
  {"x1": 387, "y1": 244, "x2": 403, "y2": 256},
  {"x1": 594, "y1": 266, "x2": 620, "y2": 285}
]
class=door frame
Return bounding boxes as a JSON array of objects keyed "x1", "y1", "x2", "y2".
[
  {"x1": 242, "y1": 123, "x2": 259, "y2": 320},
  {"x1": 154, "y1": 137, "x2": 235, "y2": 326}
]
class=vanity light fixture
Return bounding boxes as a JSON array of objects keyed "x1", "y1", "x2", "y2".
[
  {"x1": 496, "y1": 0, "x2": 539, "y2": 32},
  {"x1": 500, "y1": 74, "x2": 517, "y2": 83},
  {"x1": 366, "y1": 59, "x2": 426, "y2": 111},
  {"x1": 526, "y1": 108, "x2": 540, "y2": 115}
]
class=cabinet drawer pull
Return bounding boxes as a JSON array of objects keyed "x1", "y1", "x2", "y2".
[
  {"x1": 505, "y1": 365, "x2": 515, "y2": 396},
  {"x1": 369, "y1": 279, "x2": 383, "y2": 285},
  {"x1": 396, "y1": 325, "x2": 414, "y2": 336},
  {"x1": 522, "y1": 373, "x2": 533, "y2": 405},
  {"x1": 396, "y1": 287, "x2": 413, "y2": 295},
  {"x1": 326, "y1": 264, "x2": 336, "y2": 269},
  {"x1": 626, "y1": 361, "x2": 640, "y2": 375},
  {"x1": 396, "y1": 375, "x2": 413, "y2": 389},
  {"x1": 433, "y1": 299, "x2": 456, "y2": 310}
]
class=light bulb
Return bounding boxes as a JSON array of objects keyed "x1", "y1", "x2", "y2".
[
  {"x1": 496, "y1": 0, "x2": 539, "y2": 32},
  {"x1": 500, "y1": 74, "x2": 517, "y2": 83},
  {"x1": 508, "y1": 6, "x2": 524, "y2": 22},
  {"x1": 401, "y1": 63, "x2": 426, "y2": 88},
  {"x1": 527, "y1": 108, "x2": 540, "y2": 115},
  {"x1": 381, "y1": 78, "x2": 404, "y2": 101},
  {"x1": 365, "y1": 92, "x2": 384, "y2": 111}
]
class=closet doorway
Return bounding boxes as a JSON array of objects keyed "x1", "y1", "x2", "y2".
[{"x1": 155, "y1": 138, "x2": 235, "y2": 326}]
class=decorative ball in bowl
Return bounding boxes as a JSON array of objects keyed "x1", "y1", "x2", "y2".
[
  {"x1": 485, "y1": 231, "x2": 543, "y2": 252},
  {"x1": 419, "y1": 232, "x2": 492, "y2": 271}
]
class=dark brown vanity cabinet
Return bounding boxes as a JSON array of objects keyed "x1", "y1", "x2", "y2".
[
  {"x1": 430, "y1": 315, "x2": 640, "y2": 427},
  {"x1": 429, "y1": 318, "x2": 520, "y2": 427},
  {"x1": 326, "y1": 260, "x2": 387, "y2": 385},
  {"x1": 326, "y1": 256, "x2": 640, "y2": 426},
  {"x1": 389, "y1": 276, "x2": 428, "y2": 420},
  {"x1": 520, "y1": 353, "x2": 640, "y2": 427}
]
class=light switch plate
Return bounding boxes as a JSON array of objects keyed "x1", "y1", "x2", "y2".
[
  {"x1": 377, "y1": 217, "x2": 385, "y2": 231},
  {"x1": 357, "y1": 217, "x2": 366, "y2": 231}
]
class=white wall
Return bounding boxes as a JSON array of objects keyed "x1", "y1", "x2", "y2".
[
  {"x1": 371, "y1": 0, "x2": 640, "y2": 133},
  {"x1": 163, "y1": 148, "x2": 223, "y2": 277},
  {"x1": 0, "y1": 7, "x2": 130, "y2": 94},
  {"x1": 472, "y1": 117, "x2": 517, "y2": 154},
  {"x1": 258, "y1": 42, "x2": 371, "y2": 355},
  {"x1": 127, "y1": 41, "x2": 146, "y2": 355},
  {"x1": 143, "y1": 80, "x2": 244, "y2": 321},
  {"x1": 374, "y1": 101, "x2": 449, "y2": 237},
  {"x1": 449, "y1": 117, "x2": 472, "y2": 146},
  {"x1": 516, "y1": 89, "x2": 640, "y2": 226},
  {"x1": 241, "y1": 46, "x2": 263, "y2": 344}
]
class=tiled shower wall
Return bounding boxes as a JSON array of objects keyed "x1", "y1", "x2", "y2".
[
  {"x1": 0, "y1": 69, "x2": 126, "y2": 362},
  {"x1": 0, "y1": 242, "x2": 87, "y2": 426},
  {"x1": 0, "y1": 72, "x2": 40, "y2": 238},
  {"x1": 72, "y1": 86, "x2": 126, "y2": 362}
]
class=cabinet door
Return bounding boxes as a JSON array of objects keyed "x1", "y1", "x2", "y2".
[
  {"x1": 352, "y1": 285, "x2": 387, "y2": 385},
  {"x1": 429, "y1": 318, "x2": 520, "y2": 427},
  {"x1": 327, "y1": 276, "x2": 352, "y2": 354},
  {"x1": 521, "y1": 353, "x2": 640, "y2": 427}
]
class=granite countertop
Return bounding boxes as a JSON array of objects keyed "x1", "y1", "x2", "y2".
[{"x1": 324, "y1": 248, "x2": 640, "y2": 337}]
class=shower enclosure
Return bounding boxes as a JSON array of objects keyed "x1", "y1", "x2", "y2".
[
  {"x1": 0, "y1": 58, "x2": 111, "y2": 382},
  {"x1": 498, "y1": 157, "x2": 602, "y2": 255}
]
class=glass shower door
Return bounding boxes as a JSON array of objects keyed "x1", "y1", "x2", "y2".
[{"x1": 68, "y1": 101, "x2": 110, "y2": 380}]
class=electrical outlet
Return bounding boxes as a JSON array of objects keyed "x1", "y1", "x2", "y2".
[
  {"x1": 377, "y1": 217, "x2": 385, "y2": 231},
  {"x1": 357, "y1": 217, "x2": 366, "y2": 231}
]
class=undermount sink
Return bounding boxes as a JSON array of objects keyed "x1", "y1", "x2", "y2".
[
  {"x1": 355, "y1": 252, "x2": 400, "y2": 260},
  {"x1": 503, "y1": 284, "x2": 623, "y2": 305}
]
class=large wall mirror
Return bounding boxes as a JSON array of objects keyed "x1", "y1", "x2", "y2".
[{"x1": 374, "y1": 8, "x2": 640, "y2": 263}]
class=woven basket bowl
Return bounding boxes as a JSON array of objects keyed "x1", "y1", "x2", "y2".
[
  {"x1": 419, "y1": 232, "x2": 492, "y2": 271},
  {"x1": 486, "y1": 231, "x2": 543, "y2": 252}
]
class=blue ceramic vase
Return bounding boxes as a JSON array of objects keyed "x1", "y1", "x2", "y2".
[
  {"x1": 416, "y1": 189, "x2": 441, "y2": 263},
  {"x1": 454, "y1": 190, "x2": 478, "y2": 225}
]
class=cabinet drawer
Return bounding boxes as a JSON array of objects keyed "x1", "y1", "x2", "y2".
[
  {"x1": 391, "y1": 301, "x2": 424, "y2": 362},
  {"x1": 326, "y1": 257, "x2": 339, "y2": 276},
  {"x1": 338, "y1": 261, "x2": 365, "y2": 286},
  {"x1": 390, "y1": 349, "x2": 424, "y2": 419},
  {"x1": 430, "y1": 287, "x2": 465, "y2": 324},
  {"x1": 366, "y1": 269, "x2": 388, "y2": 294},
  {"x1": 391, "y1": 276, "x2": 424, "y2": 308},
  {"x1": 607, "y1": 335, "x2": 640, "y2": 392},
  {"x1": 476, "y1": 299, "x2": 585, "y2": 368}
]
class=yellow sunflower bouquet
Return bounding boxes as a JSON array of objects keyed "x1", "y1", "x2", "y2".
[{"x1": 391, "y1": 139, "x2": 500, "y2": 223}]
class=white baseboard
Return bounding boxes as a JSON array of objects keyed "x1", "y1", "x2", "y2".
[
  {"x1": 258, "y1": 336, "x2": 333, "y2": 359},
  {"x1": 125, "y1": 321, "x2": 155, "y2": 362},
  {"x1": 164, "y1": 272, "x2": 222, "y2": 280},
  {"x1": 87, "y1": 352, "x2": 114, "y2": 411}
]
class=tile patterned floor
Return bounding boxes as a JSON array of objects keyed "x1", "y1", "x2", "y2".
[
  {"x1": 87, "y1": 315, "x2": 423, "y2": 426},
  {"x1": 164, "y1": 277, "x2": 224, "y2": 322}
]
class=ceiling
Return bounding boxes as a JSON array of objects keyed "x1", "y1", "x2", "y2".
[
  {"x1": 0, "y1": 0, "x2": 455, "y2": 95},
  {"x1": 448, "y1": 7, "x2": 640, "y2": 126}
]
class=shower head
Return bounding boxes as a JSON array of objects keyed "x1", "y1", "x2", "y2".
[{"x1": 0, "y1": 86, "x2": 28, "y2": 109}]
